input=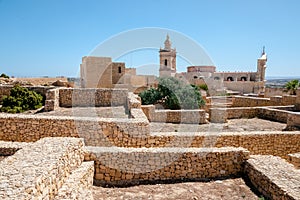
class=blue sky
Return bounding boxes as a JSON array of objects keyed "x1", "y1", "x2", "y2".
[{"x1": 0, "y1": 0, "x2": 299, "y2": 77}]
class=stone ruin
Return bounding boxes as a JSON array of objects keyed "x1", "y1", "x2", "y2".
[{"x1": 0, "y1": 87, "x2": 299, "y2": 199}]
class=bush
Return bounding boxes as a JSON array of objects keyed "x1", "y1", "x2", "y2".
[
  {"x1": 0, "y1": 73, "x2": 9, "y2": 79},
  {"x1": 139, "y1": 77, "x2": 205, "y2": 109},
  {"x1": 1, "y1": 85, "x2": 43, "y2": 113}
]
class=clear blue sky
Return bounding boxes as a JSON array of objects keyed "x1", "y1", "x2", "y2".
[{"x1": 0, "y1": 0, "x2": 299, "y2": 77}]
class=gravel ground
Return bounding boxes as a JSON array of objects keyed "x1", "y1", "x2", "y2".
[{"x1": 92, "y1": 178, "x2": 261, "y2": 200}]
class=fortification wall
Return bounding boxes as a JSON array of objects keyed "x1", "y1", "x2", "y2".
[
  {"x1": 85, "y1": 147, "x2": 249, "y2": 186},
  {"x1": 141, "y1": 105, "x2": 206, "y2": 124}
]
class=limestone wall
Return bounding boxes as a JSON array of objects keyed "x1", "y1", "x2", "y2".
[
  {"x1": 0, "y1": 114, "x2": 150, "y2": 146},
  {"x1": 245, "y1": 155, "x2": 300, "y2": 200},
  {"x1": 85, "y1": 147, "x2": 249, "y2": 186},
  {"x1": 286, "y1": 112, "x2": 300, "y2": 130},
  {"x1": 59, "y1": 88, "x2": 128, "y2": 107},
  {"x1": 0, "y1": 137, "x2": 86, "y2": 199},
  {"x1": 141, "y1": 105, "x2": 206, "y2": 124},
  {"x1": 265, "y1": 87, "x2": 288, "y2": 98},
  {"x1": 232, "y1": 95, "x2": 296, "y2": 107},
  {"x1": 209, "y1": 106, "x2": 294, "y2": 123}
]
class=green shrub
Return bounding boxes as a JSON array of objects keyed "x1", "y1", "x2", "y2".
[
  {"x1": 1, "y1": 85, "x2": 43, "y2": 113},
  {"x1": 285, "y1": 79, "x2": 299, "y2": 95},
  {"x1": 0, "y1": 73, "x2": 9, "y2": 79},
  {"x1": 139, "y1": 77, "x2": 205, "y2": 110}
]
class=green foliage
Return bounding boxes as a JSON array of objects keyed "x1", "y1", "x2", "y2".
[
  {"x1": 193, "y1": 84, "x2": 208, "y2": 91},
  {"x1": 0, "y1": 73, "x2": 9, "y2": 79},
  {"x1": 1, "y1": 85, "x2": 43, "y2": 113},
  {"x1": 139, "y1": 88, "x2": 161, "y2": 105},
  {"x1": 139, "y1": 77, "x2": 205, "y2": 110},
  {"x1": 285, "y1": 79, "x2": 299, "y2": 95}
]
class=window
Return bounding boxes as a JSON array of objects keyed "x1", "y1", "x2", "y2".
[
  {"x1": 241, "y1": 77, "x2": 247, "y2": 81},
  {"x1": 194, "y1": 76, "x2": 198, "y2": 79},
  {"x1": 118, "y1": 66, "x2": 122, "y2": 73},
  {"x1": 164, "y1": 59, "x2": 168, "y2": 66},
  {"x1": 227, "y1": 77, "x2": 234, "y2": 81},
  {"x1": 214, "y1": 77, "x2": 220, "y2": 80}
]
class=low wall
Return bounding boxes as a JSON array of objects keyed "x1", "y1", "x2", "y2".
[
  {"x1": 288, "y1": 153, "x2": 300, "y2": 169},
  {"x1": 245, "y1": 155, "x2": 300, "y2": 200},
  {"x1": 85, "y1": 147, "x2": 249, "y2": 186},
  {"x1": 209, "y1": 106, "x2": 294, "y2": 123},
  {"x1": 0, "y1": 137, "x2": 86, "y2": 199},
  {"x1": 286, "y1": 112, "x2": 300, "y2": 130},
  {"x1": 232, "y1": 95, "x2": 296, "y2": 107},
  {"x1": 0, "y1": 113, "x2": 150, "y2": 146},
  {"x1": 59, "y1": 88, "x2": 128, "y2": 107},
  {"x1": 141, "y1": 105, "x2": 206, "y2": 124}
]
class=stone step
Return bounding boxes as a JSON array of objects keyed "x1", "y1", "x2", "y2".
[
  {"x1": 54, "y1": 161, "x2": 94, "y2": 200},
  {"x1": 84, "y1": 146, "x2": 249, "y2": 187},
  {"x1": 0, "y1": 137, "x2": 85, "y2": 199},
  {"x1": 245, "y1": 155, "x2": 300, "y2": 200}
]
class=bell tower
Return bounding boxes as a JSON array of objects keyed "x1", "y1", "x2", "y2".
[
  {"x1": 256, "y1": 46, "x2": 267, "y2": 81},
  {"x1": 159, "y1": 34, "x2": 176, "y2": 77}
]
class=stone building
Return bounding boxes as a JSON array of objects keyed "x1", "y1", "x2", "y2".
[{"x1": 80, "y1": 35, "x2": 267, "y2": 95}]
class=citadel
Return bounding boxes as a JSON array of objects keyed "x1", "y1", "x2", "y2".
[
  {"x1": 0, "y1": 36, "x2": 299, "y2": 199},
  {"x1": 80, "y1": 35, "x2": 267, "y2": 95}
]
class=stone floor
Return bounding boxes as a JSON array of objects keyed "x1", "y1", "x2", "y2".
[
  {"x1": 92, "y1": 178, "x2": 261, "y2": 200},
  {"x1": 150, "y1": 118, "x2": 286, "y2": 133},
  {"x1": 36, "y1": 106, "x2": 129, "y2": 118}
]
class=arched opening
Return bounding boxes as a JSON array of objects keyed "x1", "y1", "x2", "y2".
[
  {"x1": 241, "y1": 77, "x2": 247, "y2": 81},
  {"x1": 164, "y1": 59, "x2": 168, "y2": 66},
  {"x1": 193, "y1": 76, "x2": 198, "y2": 79},
  {"x1": 118, "y1": 66, "x2": 122, "y2": 73},
  {"x1": 214, "y1": 77, "x2": 220, "y2": 80},
  {"x1": 227, "y1": 77, "x2": 234, "y2": 81}
]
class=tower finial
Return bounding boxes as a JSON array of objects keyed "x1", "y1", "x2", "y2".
[
  {"x1": 262, "y1": 46, "x2": 265, "y2": 55},
  {"x1": 164, "y1": 34, "x2": 171, "y2": 50}
]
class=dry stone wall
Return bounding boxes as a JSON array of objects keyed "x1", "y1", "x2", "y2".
[
  {"x1": 0, "y1": 113, "x2": 150, "y2": 146},
  {"x1": 59, "y1": 88, "x2": 128, "y2": 107},
  {"x1": 141, "y1": 105, "x2": 206, "y2": 124},
  {"x1": 85, "y1": 146, "x2": 249, "y2": 186},
  {"x1": 232, "y1": 95, "x2": 297, "y2": 107},
  {"x1": 245, "y1": 155, "x2": 300, "y2": 200},
  {"x1": 0, "y1": 137, "x2": 86, "y2": 199}
]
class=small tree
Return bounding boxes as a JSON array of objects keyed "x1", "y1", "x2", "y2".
[
  {"x1": 285, "y1": 80, "x2": 299, "y2": 95},
  {"x1": 139, "y1": 77, "x2": 205, "y2": 109},
  {"x1": 0, "y1": 73, "x2": 9, "y2": 79},
  {"x1": 1, "y1": 85, "x2": 43, "y2": 113}
]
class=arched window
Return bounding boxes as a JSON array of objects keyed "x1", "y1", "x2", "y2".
[
  {"x1": 214, "y1": 77, "x2": 220, "y2": 80},
  {"x1": 227, "y1": 77, "x2": 234, "y2": 81},
  {"x1": 241, "y1": 77, "x2": 247, "y2": 81},
  {"x1": 164, "y1": 59, "x2": 168, "y2": 66},
  {"x1": 118, "y1": 66, "x2": 122, "y2": 73},
  {"x1": 193, "y1": 76, "x2": 198, "y2": 79}
]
